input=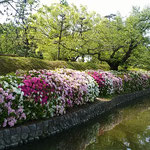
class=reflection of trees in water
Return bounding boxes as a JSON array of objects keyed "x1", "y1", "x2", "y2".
[
  {"x1": 98, "y1": 98, "x2": 150, "y2": 136},
  {"x1": 54, "y1": 124, "x2": 100, "y2": 150},
  {"x1": 86, "y1": 98, "x2": 150, "y2": 150},
  {"x1": 13, "y1": 122, "x2": 100, "y2": 150},
  {"x1": 14, "y1": 97, "x2": 150, "y2": 150}
]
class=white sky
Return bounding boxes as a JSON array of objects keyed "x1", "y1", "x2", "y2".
[
  {"x1": 41, "y1": 0, "x2": 150, "y2": 17},
  {"x1": 0, "y1": 0, "x2": 150, "y2": 23}
]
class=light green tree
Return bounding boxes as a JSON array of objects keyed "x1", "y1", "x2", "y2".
[
  {"x1": 85, "y1": 7, "x2": 150, "y2": 70},
  {"x1": 31, "y1": 3, "x2": 79, "y2": 60},
  {"x1": 31, "y1": 3, "x2": 101, "y2": 61},
  {"x1": 0, "y1": 0, "x2": 39, "y2": 57}
]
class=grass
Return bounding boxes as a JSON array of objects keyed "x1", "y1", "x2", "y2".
[
  {"x1": 96, "y1": 97, "x2": 111, "y2": 101},
  {"x1": 97, "y1": 94, "x2": 116, "y2": 101},
  {"x1": 0, "y1": 56, "x2": 110, "y2": 75}
]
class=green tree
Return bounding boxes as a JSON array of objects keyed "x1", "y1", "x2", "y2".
[
  {"x1": 59, "y1": 5, "x2": 101, "y2": 62},
  {"x1": 31, "y1": 3, "x2": 79, "y2": 60},
  {"x1": 31, "y1": 4, "x2": 101, "y2": 61},
  {"x1": 86, "y1": 7, "x2": 150, "y2": 70},
  {"x1": 0, "y1": 22, "x2": 19, "y2": 55},
  {"x1": 0, "y1": 0, "x2": 39, "y2": 57},
  {"x1": 14, "y1": 0, "x2": 39, "y2": 57}
]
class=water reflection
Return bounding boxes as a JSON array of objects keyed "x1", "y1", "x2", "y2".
[
  {"x1": 86, "y1": 97, "x2": 150, "y2": 150},
  {"x1": 13, "y1": 96, "x2": 150, "y2": 150}
]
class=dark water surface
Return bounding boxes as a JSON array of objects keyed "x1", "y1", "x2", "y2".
[{"x1": 13, "y1": 95, "x2": 150, "y2": 150}]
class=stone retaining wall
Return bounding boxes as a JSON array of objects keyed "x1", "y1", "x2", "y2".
[{"x1": 0, "y1": 88, "x2": 150, "y2": 150}]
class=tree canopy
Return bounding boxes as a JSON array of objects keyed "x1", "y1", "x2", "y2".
[{"x1": 0, "y1": 1, "x2": 150, "y2": 70}]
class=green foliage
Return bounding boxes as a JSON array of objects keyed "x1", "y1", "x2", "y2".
[
  {"x1": 88, "y1": 7, "x2": 150, "y2": 70},
  {"x1": 0, "y1": 2, "x2": 150, "y2": 70},
  {"x1": 60, "y1": 0, "x2": 68, "y2": 6},
  {"x1": 0, "y1": 0, "x2": 39, "y2": 57},
  {"x1": 30, "y1": 3, "x2": 101, "y2": 61},
  {"x1": 30, "y1": 3, "x2": 76, "y2": 60}
]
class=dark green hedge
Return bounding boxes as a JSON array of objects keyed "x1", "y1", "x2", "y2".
[{"x1": 0, "y1": 56, "x2": 109, "y2": 75}]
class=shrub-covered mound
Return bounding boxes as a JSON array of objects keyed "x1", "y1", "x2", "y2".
[
  {"x1": 0, "y1": 69, "x2": 150, "y2": 128},
  {"x1": 0, "y1": 56, "x2": 109, "y2": 75}
]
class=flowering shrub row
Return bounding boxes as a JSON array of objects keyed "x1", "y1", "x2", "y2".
[
  {"x1": 0, "y1": 69, "x2": 150, "y2": 128},
  {"x1": 0, "y1": 75, "x2": 26, "y2": 127},
  {"x1": 0, "y1": 69, "x2": 99, "y2": 127},
  {"x1": 120, "y1": 71, "x2": 150, "y2": 93},
  {"x1": 88, "y1": 70, "x2": 150, "y2": 95},
  {"x1": 88, "y1": 71, "x2": 123, "y2": 95}
]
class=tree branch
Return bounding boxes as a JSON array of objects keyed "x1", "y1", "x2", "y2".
[
  {"x1": 110, "y1": 45, "x2": 124, "y2": 59},
  {"x1": 121, "y1": 40, "x2": 138, "y2": 63}
]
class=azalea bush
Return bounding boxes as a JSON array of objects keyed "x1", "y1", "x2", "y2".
[
  {"x1": 121, "y1": 71, "x2": 150, "y2": 93},
  {"x1": 88, "y1": 71, "x2": 123, "y2": 96},
  {"x1": 88, "y1": 70, "x2": 150, "y2": 96},
  {"x1": 0, "y1": 69, "x2": 99, "y2": 127},
  {"x1": 0, "y1": 75, "x2": 26, "y2": 127},
  {"x1": 0, "y1": 69, "x2": 150, "y2": 128}
]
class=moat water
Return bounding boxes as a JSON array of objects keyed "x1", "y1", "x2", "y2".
[{"x1": 13, "y1": 95, "x2": 150, "y2": 150}]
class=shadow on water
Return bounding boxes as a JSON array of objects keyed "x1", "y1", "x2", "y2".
[{"x1": 12, "y1": 95, "x2": 150, "y2": 150}]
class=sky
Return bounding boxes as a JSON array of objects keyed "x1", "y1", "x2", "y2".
[
  {"x1": 41, "y1": 0, "x2": 150, "y2": 17},
  {"x1": 0, "y1": 0, "x2": 150, "y2": 23}
]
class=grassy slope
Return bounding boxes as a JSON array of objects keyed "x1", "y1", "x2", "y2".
[{"x1": 0, "y1": 56, "x2": 110, "y2": 75}]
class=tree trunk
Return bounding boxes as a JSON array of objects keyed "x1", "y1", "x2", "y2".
[
  {"x1": 121, "y1": 41, "x2": 138, "y2": 64},
  {"x1": 57, "y1": 45, "x2": 61, "y2": 60},
  {"x1": 108, "y1": 61, "x2": 120, "y2": 70},
  {"x1": 82, "y1": 55, "x2": 85, "y2": 62},
  {"x1": 110, "y1": 64, "x2": 119, "y2": 70}
]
